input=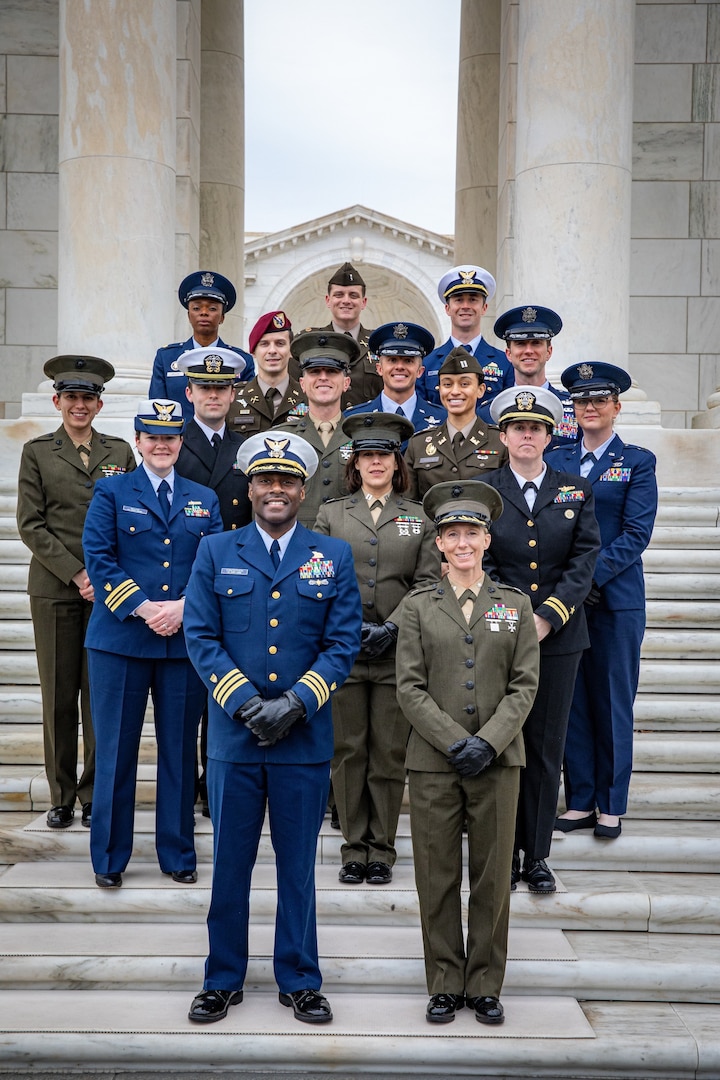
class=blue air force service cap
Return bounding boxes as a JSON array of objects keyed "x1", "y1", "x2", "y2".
[
  {"x1": 561, "y1": 362, "x2": 632, "y2": 399},
  {"x1": 175, "y1": 347, "x2": 246, "y2": 384},
  {"x1": 423, "y1": 480, "x2": 504, "y2": 530},
  {"x1": 490, "y1": 386, "x2": 563, "y2": 429},
  {"x1": 236, "y1": 432, "x2": 319, "y2": 481},
  {"x1": 290, "y1": 330, "x2": 360, "y2": 372},
  {"x1": 368, "y1": 322, "x2": 435, "y2": 359},
  {"x1": 135, "y1": 399, "x2": 186, "y2": 435},
  {"x1": 178, "y1": 271, "x2": 237, "y2": 311},
  {"x1": 438, "y1": 265, "x2": 496, "y2": 304},
  {"x1": 493, "y1": 305, "x2": 563, "y2": 341},
  {"x1": 44, "y1": 354, "x2": 115, "y2": 395}
]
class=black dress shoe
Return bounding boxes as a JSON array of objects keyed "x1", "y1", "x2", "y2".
[
  {"x1": 338, "y1": 861, "x2": 366, "y2": 884},
  {"x1": 95, "y1": 872, "x2": 122, "y2": 888},
  {"x1": 555, "y1": 811, "x2": 596, "y2": 833},
  {"x1": 47, "y1": 806, "x2": 74, "y2": 829},
  {"x1": 330, "y1": 806, "x2": 341, "y2": 830},
  {"x1": 164, "y1": 869, "x2": 198, "y2": 884},
  {"x1": 426, "y1": 993, "x2": 464, "y2": 1024},
  {"x1": 521, "y1": 858, "x2": 556, "y2": 894},
  {"x1": 365, "y1": 861, "x2": 392, "y2": 885},
  {"x1": 188, "y1": 988, "x2": 243, "y2": 1023},
  {"x1": 279, "y1": 989, "x2": 333, "y2": 1024},
  {"x1": 467, "y1": 995, "x2": 504, "y2": 1025},
  {"x1": 201, "y1": 801, "x2": 211, "y2": 818},
  {"x1": 511, "y1": 851, "x2": 521, "y2": 892},
  {"x1": 594, "y1": 820, "x2": 622, "y2": 839},
  {"x1": 81, "y1": 803, "x2": 92, "y2": 828}
]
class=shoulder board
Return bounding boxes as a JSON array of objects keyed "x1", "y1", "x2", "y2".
[
  {"x1": 97, "y1": 431, "x2": 130, "y2": 443},
  {"x1": 623, "y1": 444, "x2": 655, "y2": 456},
  {"x1": 164, "y1": 341, "x2": 184, "y2": 349},
  {"x1": 493, "y1": 582, "x2": 526, "y2": 596},
  {"x1": 397, "y1": 497, "x2": 424, "y2": 508},
  {"x1": 28, "y1": 431, "x2": 55, "y2": 444},
  {"x1": 346, "y1": 399, "x2": 373, "y2": 412}
]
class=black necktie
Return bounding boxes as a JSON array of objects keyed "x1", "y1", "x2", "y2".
[
  {"x1": 462, "y1": 344, "x2": 473, "y2": 353},
  {"x1": 395, "y1": 405, "x2": 405, "y2": 417},
  {"x1": 581, "y1": 452, "x2": 596, "y2": 465},
  {"x1": 157, "y1": 479, "x2": 171, "y2": 521},
  {"x1": 522, "y1": 481, "x2": 537, "y2": 495},
  {"x1": 270, "y1": 539, "x2": 281, "y2": 570},
  {"x1": 211, "y1": 433, "x2": 222, "y2": 453}
]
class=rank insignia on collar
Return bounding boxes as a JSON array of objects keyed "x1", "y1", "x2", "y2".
[{"x1": 521, "y1": 307, "x2": 537, "y2": 323}]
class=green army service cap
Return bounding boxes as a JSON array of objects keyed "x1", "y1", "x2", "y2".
[{"x1": 438, "y1": 347, "x2": 485, "y2": 380}]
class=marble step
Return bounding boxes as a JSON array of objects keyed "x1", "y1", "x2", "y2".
[
  {"x1": 646, "y1": 572, "x2": 720, "y2": 598},
  {"x1": 0, "y1": 541, "x2": 29, "y2": 564},
  {"x1": 0, "y1": 688, "x2": 41, "y2": 722},
  {"x1": 0, "y1": 922, "x2": 716, "y2": 1005},
  {"x1": 649, "y1": 526, "x2": 720, "y2": 548},
  {"x1": 0, "y1": 564, "x2": 30, "y2": 590},
  {"x1": 643, "y1": 548, "x2": 720, "y2": 573},
  {"x1": 0, "y1": 591, "x2": 30, "y2": 618},
  {"x1": 633, "y1": 693, "x2": 720, "y2": 730},
  {"x1": 641, "y1": 629, "x2": 720, "y2": 658},
  {"x1": 637, "y1": 659, "x2": 720, "y2": 693},
  {"x1": 0, "y1": 861, "x2": 718, "y2": 935},
  {"x1": 0, "y1": 518, "x2": 19, "y2": 540},
  {"x1": 646, "y1": 599, "x2": 720, "y2": 627}
]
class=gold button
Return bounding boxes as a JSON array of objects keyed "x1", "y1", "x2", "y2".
[
  {"x1": 530, "y1": 583, "x2": 539, "y2": 592},
  {"x1": 162, "y1": 584, "x2": 169, "y2": 592},
  {"x1": 530, "y1": 562, "x2": 538, "y2": 570},
  {"x1": 130, "y1": 526, "x2": 135, "y2": 533},
  {"x1": 231, "y1": 524, "x2": 237, "y2": 530},
  {"x1": 270, "y1": 618, "x2": 279, "y2": 627},
  {"x1": 163, "y1": 561, "x2": 169, "y2": 568},
  {"x1": 527, "y1": 520, "x2": 534, "y2": 527},
  {"x1": 164, "y1": 538, "x2": 170, "y2": 545},
  {"x1": 269, "y1": 673, "x2": 278, "y2": 681},
  {"x1": 227, "y1": 589, "x2": 233, "y2": 595},
  {"x1": 316, "y1": 591, "x2": 323, "y2": 598},
  {"x1": 269, "y1": 646, "x2": 278, "y2": 654},
  {"x1": 272, "y1": 590, "x2": 280, "y2": 599},
  {"x1": 528, "y1": 539, "x2": 537, "y2": 547},
  {"x1": 232, "y1": 499, "x2": 239, "y2": 506}
]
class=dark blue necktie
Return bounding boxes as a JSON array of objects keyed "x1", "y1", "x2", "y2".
[
  {"x1": 157, "y1": 479, "x2": 171, "y2": 521},
  {"x1": 462, "y1": 344, "x2": 473, "y2": 353},
  {"x1": 270, "y1": 539, "x2": 281, "y2": 570}
]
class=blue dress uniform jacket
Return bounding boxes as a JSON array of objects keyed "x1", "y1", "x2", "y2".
[
  {"x1": 546, "y1": 382, "x2": 581, "y2": 452},
  {"x1": 175, "y1": 420, "x2": 251, "y2": 533},
  {"x1": 418, "y1": 337, "x2": 514, "y2": 408},
  {"x1": 344, "y1": 393, "x2": 446, "y2": 446},
  {"x1": 183, "y1": 524, "x2": 362, "y2": 764},
  {"x1": 149, "y1": 336, "x2": 254, "y2": 421},
  {"x1": 549, "y1": 435, "x2": 658, "y2": 816}
]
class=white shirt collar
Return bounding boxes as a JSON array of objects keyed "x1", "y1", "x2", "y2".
[
  {"x1": 194, "y1": 416, "x2": 226, "y2": 443},
  {"x1": 450, "y1": 333, "x2": 482, "y2": 353},
  {"x1": 380, "y1": 391, "x2": 416, "y2": 418},
  {"x1": 142, "y1": 462, "x2": 175, "y2": 494},
  {"x1": 255, "y1": 521, "x2": 297, "y2": 559}
]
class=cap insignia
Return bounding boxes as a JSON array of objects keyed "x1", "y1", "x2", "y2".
[
  {"x1": 200, "y1": 272, "x2": 215, "y2": 287},
  {"x1": 459, "y1": 270, "x2": 477, "y2": 285},
  {"x1": 392, "y1": 323, "x2": 409, "y2": 339},
  {"x1": 273, "y1": 313, "x2": 286, "y2": 330},
  {"x1": 577, "y1": 364, "x2": 594, "y2": 379},
  {"x1": 266, "y1": 437, "x2": 290, "y2": 459},
  {"x1": 153, "y1": 401, "x2": 178, "y2": 423},
  {"x1": 204, "y1": 354, "x2": 223, "y2": 374},
  {"x1": 516, "y1": 391, "x2": 536, "y2": 411},
  {"x1": 521, "y1": 307, "x2": 538, "y2": 323}
]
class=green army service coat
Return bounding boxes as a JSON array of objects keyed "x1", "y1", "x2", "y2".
[{"x1": 404, "y1": 418, "x2": 507, "y2": 500}]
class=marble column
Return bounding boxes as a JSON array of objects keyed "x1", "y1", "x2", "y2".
[
  {"x1": 57, "y1": 0, "x2": 176, "y2": 384},
  {"x1": 513, "y1": 0, "x2": 635, "y2": 382},
  {"x1": 200, "y1": 0, "x2": 245, "y2": 344},
  {"x1": 454, "y1": 0, "x2": 501, "y2": 280}
]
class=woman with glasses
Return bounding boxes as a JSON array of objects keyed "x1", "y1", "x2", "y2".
[{"x1": 550, "y1": 364, "x2": 657, "y2": 839}]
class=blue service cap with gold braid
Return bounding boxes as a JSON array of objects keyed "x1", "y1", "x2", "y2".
[
  {"x1": 490, "y1": 386, "x2": 563, "y2": 429},
  {"x1": 368, "y1": 322, "x2": 435, "y2": 359},
  {"x1": 438, "y1": 265, "x2": 496, "y2": 303},
  {"x1": 561, "y1": 362, "x2": 631, "y2": 398},
  {"x1": 423, "y1": 480, "x2": 504, "y2": 530},
  {"x1": 493, "y1": 305, "x2": 562, "y2": 341},
  {"x1": 235, "y1": 431, "x2": 319, "y2": 481},
  {"x1": 178, "y1": 270, "x2": 236, "y2": 311},
  {"x1": 134, "y1": 399, "x2": 186, "y2": 435},
  {"x1": 175, "y1": 347, "x2": 246, "y2": 384}
]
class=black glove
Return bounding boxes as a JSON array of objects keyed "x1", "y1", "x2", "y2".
[
  {"x1": 362, "y1": 620, "x2": 398, "y2": 660},
  {"x1": 446, "y1": 735, "x2": 496, "y2": 777},
  {"x1": 585, "y1": 582, "x2": 602, "y2": 608},
  {"x1": 234, "y1": 695, "x2": 263, "y2": 723},
  {"x1": 245, "y1": 690, "x2": 306, "y2": 747}
]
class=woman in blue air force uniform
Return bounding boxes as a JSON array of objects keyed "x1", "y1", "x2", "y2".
[
  {"x1": 549, "y1": 363, "x2": 657, "y2": 840},
  {"x1": 82, "y1": 399, "x2": 222, "y2": 887}
]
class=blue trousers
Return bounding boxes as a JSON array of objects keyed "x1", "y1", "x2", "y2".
[
  {"x1": 563, "y1": 607, "x2": 645, "y2": 817},
  {"x1": 203, "y1": 759, "x2": 330, "y2": 993},
  {"x1": 88, "y1": 649, "x2": 205, "y2": 874}
]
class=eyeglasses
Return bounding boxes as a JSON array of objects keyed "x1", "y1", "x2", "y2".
[{"x1": 573, "y1": 396, "x2": 614, "y2": 410}]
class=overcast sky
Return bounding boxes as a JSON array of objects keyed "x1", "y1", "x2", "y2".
[{"x1": 244, "y1": 0, "x2": 461, "y2": 238}]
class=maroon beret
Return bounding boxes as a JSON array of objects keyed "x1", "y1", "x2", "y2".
[{"x1": 249, "y1": 310, "x2": 292, "y2": 354}]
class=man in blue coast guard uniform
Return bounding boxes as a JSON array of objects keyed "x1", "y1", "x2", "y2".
[
  {"x1": 493, "y1": 304, "x2": 579, "y2": 452},
  {"x1": 82, "y1": 399, "x2": 223, "y2": 888},
  {"x1": 185, "y1": 431, "x2": 362, "y2": 1027},
  {"x1": 418, "y1": 265, "x2": 514, "y2": 410},
  {"x1": 149, "y1": 271, "x2": 254, "y2": 421},
  {"x1": 345, "y1": 321, "x2": 446, "y2": 446}
]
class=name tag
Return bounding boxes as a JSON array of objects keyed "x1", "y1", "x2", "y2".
[
  {"x1": 122, "y1": 505, "x2": 147, "y2": 515},
  {"x1": 221, "y1": 567, "x2": 248, "y2": 575}
]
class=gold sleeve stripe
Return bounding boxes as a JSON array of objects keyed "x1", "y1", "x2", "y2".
[
  {"x1": 543, "y1": 596, "x2": 570, "y2": 624},
  {"x1": 105, "y1": 579, "x2": 141, "y2": 612},
  {"x1": 298, "y1": 670, "x2": 330, "y2": 709},
  {"x1": 213, "y1": 669, "x2": 248, "y2": 708}
]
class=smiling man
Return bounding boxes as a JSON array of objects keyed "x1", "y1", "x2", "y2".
[
  {"x1": 404, "y1": 348, "x2": 506, "y2": 500},
  {"x1": 17, "y1": 355, "x2": 136, "y2": 830},
  {"x1": 184, "y1": 431, "x2": 361, "y2": 1027},
  {"x1": 228, "y1": 311, "x2": 306, "y2": 436}
]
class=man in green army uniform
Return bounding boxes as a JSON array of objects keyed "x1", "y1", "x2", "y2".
[
  {"x1": 227, "y1": 310, "x2": 306, "y2": 436},
  {"x1": 277, "y1": 330, "x2": 359, "y2": 527},
  {"x1": 404, "y1": 348, "x2": 506, "y2": 499},
  {"x1": 16, "y1": 355, "x2": 136, "y2": 829}
]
